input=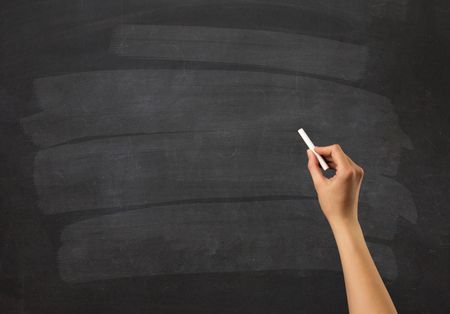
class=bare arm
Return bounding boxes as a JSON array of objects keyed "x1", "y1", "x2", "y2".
[{"x1": 306, "y1": 144, "x2": 397, "y2": 314}]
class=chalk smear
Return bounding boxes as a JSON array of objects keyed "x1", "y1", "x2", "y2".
[
  {"x1": 58, "y1": 201, "x2": 397, "y2": 283},
  {"x1": 110, "y1": 25, "x2": 368, "y2": 81}
]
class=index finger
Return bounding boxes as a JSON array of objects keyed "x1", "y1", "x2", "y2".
[{"x1": 313, "y1": 144, "x2": 349, "y2": 168}]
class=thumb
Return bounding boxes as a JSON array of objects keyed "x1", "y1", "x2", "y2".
[{"x1": 307, "y1": 149, "x2": 325, "y2": 187}]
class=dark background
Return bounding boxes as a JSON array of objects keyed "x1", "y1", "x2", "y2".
[{"x1": 1, "y1": 0, "x2": 449, "y2": 313}]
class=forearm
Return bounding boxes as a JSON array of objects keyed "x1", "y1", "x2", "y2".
[
  {"x1": 306, "y1": 145, "x2": 397, "y2": 312},
  {"x1": 330, "y1": 219, "x2": 397, "y2": 314}
]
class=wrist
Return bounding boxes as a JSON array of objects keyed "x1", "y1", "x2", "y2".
[
  {"x1": 329, "y1": 217, "x2": 365, "y2": 251},
  {"x1": 328, "y1": 214, "x2": 359, "y2": 230},
  {"x1": 329, "y1": 216, "x2": 361, "y2": 237}
]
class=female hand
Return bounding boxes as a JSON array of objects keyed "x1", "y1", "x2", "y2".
[
  {"x1": 306, "y1": 144, "x2": 364, "y2": 227},
  {"x1": 306, "y1": 144, "x2": 397, "y2": 314}
]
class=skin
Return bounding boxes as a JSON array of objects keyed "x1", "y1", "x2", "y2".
[{"x1": 306, "y1": 144, "x2": 397, "y2": 314}]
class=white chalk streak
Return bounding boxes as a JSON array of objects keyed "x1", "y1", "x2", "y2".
[{"x1": 110, "y1": 25, "x2": 368, "y2": 81}]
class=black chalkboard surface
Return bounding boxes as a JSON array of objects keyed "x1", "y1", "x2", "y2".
[{"x1": 1, "y1": 1, "x2": 449, "y2": 313}]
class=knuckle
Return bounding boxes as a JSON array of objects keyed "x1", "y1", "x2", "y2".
[
  {"x1": 341, "y1": 168, "x2": 353, "y2": 179},
  {"x1": 332, "y1": 144, "x2": 341, "y2": 150},
  {"x1": 350, "y1": 165, "x2": 363, "y2": 178},
  {"x1": 357, "y1": 166, "x2": 364, "y2": 177},
  {"x1": 344, "y1": 166, "x2": 364, "y2": 180}
]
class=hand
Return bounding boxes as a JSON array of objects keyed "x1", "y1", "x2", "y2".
[
  {"x1": 306, "y1": 145, "x2": 397, "y2": 313},
  {"x1": 306, "y1": 144, "x2": 364, "y2": 226}
]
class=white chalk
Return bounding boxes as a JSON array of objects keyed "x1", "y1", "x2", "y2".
[{"x1": 298, "y1": 128, "x2": 329, "y2": 171}]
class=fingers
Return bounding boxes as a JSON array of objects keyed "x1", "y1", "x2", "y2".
[
  {"x1": 323, "y1": 156, "x2": 337, "y2": 169},
  {"x1": 314, "y1": 144, "x2": 349, "y2": 169},
  {"x1": 307, "y1": 149, "x2": 325, "y2": 187},
  {"x1": 306, "y1": 144, "x2": 363, "y2": 188},
  {"x1": 347, "y1": 158, "x2": 365, "y2": 179},
  {"x1": 315, "y1": 145, "x2": 364, "y2": 182}
]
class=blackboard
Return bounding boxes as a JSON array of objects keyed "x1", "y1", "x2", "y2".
[{"x1": 1, "y1": 1, "x2": 449, "y2": 313}]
